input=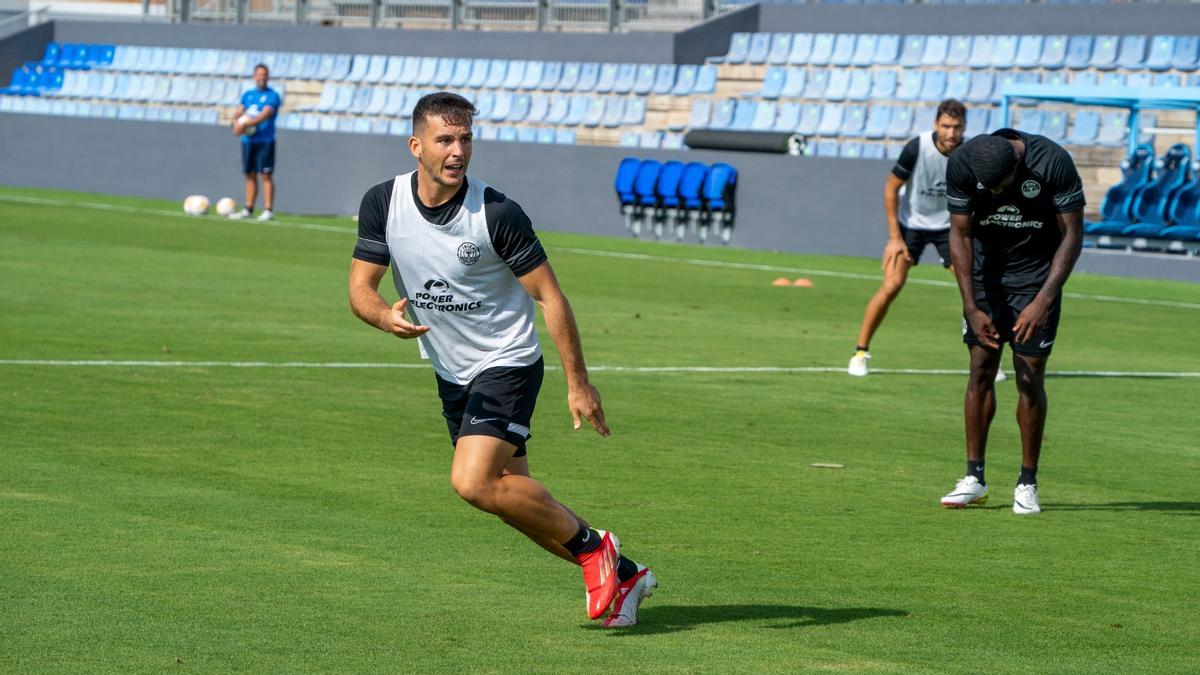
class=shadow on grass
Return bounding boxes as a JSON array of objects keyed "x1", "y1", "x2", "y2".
[
  {"x1": 588, "y1": 605, "x2": 909, "y2": 635},
  {"x1": 1049, "y1": 501, "x2": 1200, "y2": 515}
]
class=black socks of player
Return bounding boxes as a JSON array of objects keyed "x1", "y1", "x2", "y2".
[
  {"x1": 968, "y1": 460, "x2": 986, "y2": 484},
  {"x1": 1018, "y1": 465, "x2": 1037, "y2": 486},
  {"x1": 616, "y1": 556, "x2": 638, "y2": 583},
  {"x1": 855, "y1": 344, "x2": 869, "y2": 353},
  {"x1": 563, "y1": 525, "x2": 602, "y2": 558}
]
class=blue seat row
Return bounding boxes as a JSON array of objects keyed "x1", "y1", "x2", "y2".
[
  {"x1": 690, "y1": 100, "x2": 1014, "y2": 140},
  {"x1": 276, "y1": 112, "x2": 581, "y2": 144},
  {"x1": 1085, "y1": 144, "x2": 1200, "y2": 249},
  {"x1": 615, "y1": 158, "x2": 738, "y2": 242},
  {"x1": 0, "y1": 95, "x2": 218, "y2": 124},
  {"x1": 719, "y1": 32, "x2": 1200, "y2": 71},
  {"x1": 617, "y1": 130, "x2": 687, "y2": 150},
  {"x1": 40, "y1": 42, "x2": 115, "y2": 69}
]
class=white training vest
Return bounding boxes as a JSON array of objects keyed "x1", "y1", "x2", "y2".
[
  {"x1": 385, "y1": 171, "x2": 542, "y2": 384},
  {"x1": 898, "y1": 131, "x2": 952, "y2": 232}
]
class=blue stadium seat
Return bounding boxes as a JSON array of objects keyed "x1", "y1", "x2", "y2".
[
  {"x1": 841, "y1": 104, "x2": 866, "y2": 137},
  {"x1": 1071, "y1": 70, "x2": 1097, "y2": 87},
  {"x1": 861, "y1": 143, "x2": 886, "y2": 160},
  {"x1": 537, "y1": 61, "x2": 561, "y2": 91},
  {"x1": 655, "y1": 160, "x2": 685, "y2": 236},
  {"x1": 557, "y1": 62, "x2": 580, "y2": 91},
  {"x1": 767, "y1": 33, "x2": 792, "y2": 65},
  {"x1": 485, "y1": 60, "x2": 508, "y2": 89},
  {"x1": 1096, "y1": 111, "x2": 1128, "y2": 147},
  {"x1": 594, "y1": 63, "x2": 617, "y2": 94},
  {"x1": 545, "y1": 95, "x2": 569, "y2": 124},
  {"x1": 582, "y1": 96, "x2": 605, "y2": 127},
  {"x1": 578, "y1": 62, "x2": 601, "y2": 92},
  {"x1": 775, "y1": 102, "x2": 800, "y2": 132},
  {"x1": 522, "y1": 61, "x2": 544, "y2": 90},
  {"x1": 797, "y1": 104, "x2": 821, "y2": 136},
  {"x1": 344, "y1": 55, "x2": 371, "y2": 82},
  {"x1": 509, "y1": 93, "x2": 531, "y2": 122},
  {"x1": 725, "y1": 33, "x2": 752, "y2": 65},
  {"x1": 350, "y1": 86, "x2": 371, "y2": 113},
  {"x1": 919, "y1": 70, "x2": 946, "y2": 101},
  {"x1": 874, "y1": 35, "x2": 900, "y2": 66},
  {"x1": 846, "y1": 70, "x2": 871, "y2": 101},
  {"x1": 694, "y1": 66, "x2": 717, "y2": 94},
  {"x1": 1162, "y1": 165, "x2": 1200, "y2": 242},
  {"x1": 433, "y1": 58, "x2": 455, "y2": 87},
  {"x1": 1041, "y1": 110, "x2": 1068, "y2": 143},
  {"x1": 1069, "y1": 110, "x2": 1100, "y2": 146},
  {"x1": 1172, "y1": 37, "x2": 1200, "y2": 71},
  {"x1": 503, "y1": 61, "x2": 527, "y2": 89},
  {"x1": 393, "y1": 56, "x2": 416, "y2": 85},
  {"x1": 887, "y1": 106, "x2": 913, "y2": 139},
  {"x1": 898, "y1": 35, "x2": 925, "y2": 68},
  {"x1": 991, "y1": 35, "x2": 1019, "y2": 69},
  {"x1": 634, "y1": 160, "x2": 662, "y2": 215},
  {"x1": 703, "y1": 163, "x2": 737, "y2": 235},
  {"x1": 524, "y1": 94, "x2": 548, "y2": 123},
  {"x1": 1118, "y1": 35, "x2": 1148, "y2": 70},
  {"x1": 945, "y1": 35, "x2": 972, "y2": 68},
  {"x1": 535, "y1": 127, "x2": 555, "y2": 144},
  {"x1": 365, "y1": 55, "x2": 388, "y2": 83},
  {"x1": 825, "y1": 69, "x2": 850, "y2": 101},
  {"x1": 1119, "y1": 145, "x2": 1192, "y2": 238},
  {"x1": 975, "y1": 107, "x2": 1005, "y2": 137},
  {"x1": 831, "y1": 34, "x2": 856, "y2": 67},
  {"x1": 749, "y1": 99, "x2": 774, "y2": 130},
  {"x1": 871, "y1": 70, "x2": 897, "y2": 99},
  {"x1": 781, "y1": 67, "x2": 806, "y2": 98},
  {"x1": 913, "y1": 106, "x2": 935, "y2": 134},
  {"x1": 710, "y1": 98, "x2": 736, "y2": 129},
  {"x1": 497, "y1": 126, "x2": 517, "y2": 142},
  {"x1": 443, "y1": 58, "x2": 468, "y2": 88},
  {"x1": 42, "y1": 42, "x2": 62, "y2": 65},
  {"x1": 788, "y1": 33, "x2": 814, "y2": 65},
  {"x1": 804, "y1": 69, "x2": 829, "y2": 99},
  {"x1": 1091, "y1": 35, "x2": 1119, "y2": 70},
  {"x1": 1146, "y1": 36, "x2": 1175, "y2": 71},
  {"x1": 383, "y1": 87, "x2": 406, "y2": 116},
  {"x1": 671, "y1": 64, "x2": 696, "y2": 95},
  {"x1": 623, "y1": 97, "x2": 646, "y2": 125},
  {"x1": 1100, "y1": 72, "x2": 1126, "y2": 88},
  {"x1": 632, "y1": 63, "x2": 656, "y2": 95},
  {"x1": 613, "y1": 63, "x2": 637, "y2": 95},
  {"x1": 864, "y1": 105, "x2": 891, "y2": 140},
  {"x1": 817, "y1": 103, "x2": 844, "y2": 136},
  {"x1": 840, "y1": 141, "x2": 863, "y2": 159},
  {"x1": 555, "y1": 128, "x2": 576, "y2": 145},
  {"x1": 1042, "y1": 70, "x2": 1068, "y2": 88},
  {"x1": 809, "y1": 33, "x2": 835, "y2": 67},
  {"x1": 472, "y1": 90, "x2": 495, "y2": 120},
  {"x1": 895, "y1": 70, "x2": 922, "y2": 101},
  {"x1": 759, "y1": 66, "x2": 786, "y2": 99},
  {"x1": 413, "y1": 58, "x2": 436, "y2": 86},
  {"x1": 747, "y1": 33, "x2": 770, "y2": 65},
  {"x1": 679, "y1": 162, "x2": 708, "y2": 223},
  {"x1": 601, "y1": 97, "x2": 624, "y2": 128},
  {"x1": 945, "y1": 71, "x2": 969, "y2": 101},
  {"x1": 1126, "y1": 72, "x2": 1152, "y2": 88},
  {"x1": 852, "y1": 34, "x2": 877, "y2": 67},
  {"x1": 1014, "y1": 35, "x2": 1044, "y2": 69},
  {"x1": 922, "y1": 35, "x2": 948, "y2": 67},
  {"x1": 969, "y1": 35, "x2": 995, "y2": 69},
  {"x1": 515, "y1": 126, "x2": 537, "y2": 144},
  {"x1": 815, "y1": 140, "x2": 839, "y2": 157},
  {"x1": 652, "y1": 64, "x2": 676, "y2": 94}
]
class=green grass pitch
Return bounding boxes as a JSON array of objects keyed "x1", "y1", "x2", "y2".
[{"x1": 2, "y1": 186, "x2": 1198, "y2": 672}]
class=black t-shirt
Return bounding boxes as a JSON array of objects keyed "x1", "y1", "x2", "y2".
[
  {"x1": 352, "y1": 174, "x2": 548, "y2": 277},
  {"x1": 946, "y1": 129, "x2": 1085, "y2": 294}
]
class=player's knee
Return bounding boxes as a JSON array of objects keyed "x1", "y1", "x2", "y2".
[
  {"x1": 881, "y1": 279, "x2": 905, "y2": 298},
  {"x1": 1014, "y1": 370, "x2": 1044, "y2": 397},
  {"x1": 450, "y1": 475, "x2": 496, "y2": 512}
]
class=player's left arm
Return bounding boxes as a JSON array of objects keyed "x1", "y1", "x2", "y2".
[{"x1": 518, "y1": 263, "x2": 609, "y2": 437}]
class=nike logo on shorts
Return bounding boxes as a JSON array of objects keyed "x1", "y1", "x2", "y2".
[
  {"x1": 1039, "y1": 340, "x2": 1054, "y2": 348},
  {"x1": 470, "y1": 416, "x2": 500, "y2": 424}
]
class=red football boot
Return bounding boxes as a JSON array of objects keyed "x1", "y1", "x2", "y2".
[{"x1": 577, "y1": 529, "x2": 621, "y2": 620}]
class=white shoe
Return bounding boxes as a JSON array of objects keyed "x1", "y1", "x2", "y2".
[
  {"x1": 941, "y1": 475, "x2": 989, "y2": 508},
  {"x1": 256, "y1": 209, "x2": 274, "y2": 221},
  {"x1": 227, "y1": 208, "x2": 251, "y2": 220},
  {"x1": 1013, "y1": 483, "x2": 1041, "y2": 515},
  {"x1": 601, "y1": 565, "x2": 656, "y2": 628},
  {"x1": 995, "y1": 370, "x2": 1008, "y2": 382},
  {"x1": 848, "y1": 350, "x2": 870, "y2": 377}
]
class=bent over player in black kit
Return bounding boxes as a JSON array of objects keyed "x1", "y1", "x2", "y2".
[
  {"x1": 348, "y1": 93, "x2": 655, "y2": 626},
  {"x1": 939, "y1": 129, "x2": 1084, "y2": 515}
]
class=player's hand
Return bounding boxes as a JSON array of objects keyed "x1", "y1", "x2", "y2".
[
  {"x1": 568, "y1": 384, "x2": 610, "y2": 437},
  {"x1": 966, "y1": 307, "x2": 1001, "y2": 350},
  {"x1": 882, "y1": 237, "x2": 912, "y2": 271},
  {"x1": 232, "y1": 121, "x2": 243, "y2": 135},
  {"x1": 1013, "y1": 297, "x2": 1049, "y2": 345},
  {"x1": 382, "y1": 298, "x2": 430, "y2": 339}
]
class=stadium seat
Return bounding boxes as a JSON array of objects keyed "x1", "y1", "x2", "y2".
[
  {"x1": 443, "y1": 58, "x2": 469, "y2": 88},
  {"x1": 1162, "y1": 164, "x2": 1200, "y2": 241},
  {"x1": 767, "y1": 33, "x2": 792, "y2": 65},
  {"x1": 898, "y1": 35, "x2": 924, "y2": 68},
  {"x1": 613, "y1": 63, "x2": 637, "y2": 95},
  {"x1": 991, "y1": 35, "x2": 1018, "y2": 69},
  {"x1": 840, "y1": 141, "x2": 863, "y2": 159},
  {"x1": 817, "y1": 103, "x2": 844, "y2": 136},
  {"x1": 478, "y1": 124, "x2": 498, "y2": 141},
  {"x1": 383, "y1": 87, "x2": 406, "y2": 116},
  {"x1": 781, "y1": 67, "x2": 806, "y2": 98},
  {"x1": 679, "y1": 162, "x2": 708, "y2": 230},
  {"x1": 535, "y1": 61, "x2": 560, "y2": 91},
  {"x1": 815, "y1": 140, "x2": 839, "y2": 157},
  {"x1": 504, "y1": 60, "x2": 527, "y2": 89},
  {"x1": 852, "y1": 34, "x2": 877, "y2": 67},
  {"x1": 1101, "y1": 72, "x2": 1126, "y2": 88},
  {"x1": 545, "y1": 95, "x2": 569, "y2": 124},
  {"x1": 788, "y1": 33, "x2": 814, "y2": 65},
  {"x1": 671, "y1": 64, "x2": 696, "y2": 95},
  {"x1": 1120, "y1": 145, "x2": 1193, "y2": 238},
  {"x1": 409, "y1": 57, "x2": 432, "y2": 86},
  {"x1": 1087, "y1": 147, "x2": 1156, "y2": 235},
  {"x1": 810, "y1": 33, "x2": 835, "y2": 67},
  {"x1": 508, "y1": 93, "x2": 531, "y2": 122},
  {"x1": 775, "y1": 102, "x2": 800, "y2": 132},
  {"x1": 861, "y1": 143, "x2": 886, "y2": 160},
  {"x1": 363, "y1": 55, "x2": 387, "y2": 84},
  {"x1": 913, "y1": 106, "x2": 934, "y2": 133},
  {"x1": 742, "y1": 98, "x2": 772, "y2": 130},
  {"x1": 1014, "y1": 35, "x2": 1044, "y2": 69},
  {"x1": 633, "y1": 159, "x2": 663, "y2": 234},
  {"x1": 484, "y1": 60, "x2": 507, "y2": 89},
  {"x1": 871, "y1": 70, "x2": 897, "y2": 99},
  {"x1": 583, "y1": 96, "x2": 606, "y2": 127},
  {"x1": 433, "y1": 58, "x2": 455, "y2": 87},
  {"x1": 594, "y1": 63, "x2": 617, "y2": 94},
  {"x1": 688, "y1": 98, "x2": 711, "y2": 128},
  {"x1": 1172, "y1": 37, "x2": 1200, "y2": 71},
  {"x1": 522, "y1": 61, "x2": 544, "y2": 90},
  {"x1": 825, "y1": 69, "x2": 850, "y2": 101},
  {"x1": 841, "y1": 104, "x2": 866, "y2": 137},
  {"x1": 1146, "y1": 36, "x2": 1175, "y2": 71},
  {"x1": 895, "y1": 70, "x2": 922, "y2": 101},
  {"x1": 797, "y1": 104, "x2": 820, "y2": 136},
  {"x1": 759, "y1": 67, "x2": 786, "y2": 99},
  {"x1": 887, "y1": 106, "x2": 913, "y2": 139},
  {"x1": 967, "y1": 35, "x2": 994, "y2": 69},
  {"x1": 1041, "y1": 110, "x2": 1067, "y2": 142},
  {"x1": 655, "y1": 160, "x2": 686, "y2": 238},
  {"x1": 874, "y1": 35, "x2": 900, "y2": 66},
  {"x1": 623, "y1": 97, "x2": 646, "y2": 125},
  {"x1": 921, "y1": 35, "x2": 948, "y2": 67},
  {"x1": 725, "y1": 33, "x2": 752, "y2": 65},
  {"x1": 747, "y1": 33, "x2": 770, "y2": 65},
  {"x1": 804, "y1": 69, "x2": 829, "y2": 99},
  {"x1": 1090, "y1": 36, "x2": 1119, "y2": 70},
  {"x1": 1096, "y1": 111, "x2": 1128, "y2": 147},
  {"x1": 694, "y1": 65, "x2": 717, "y2": 94},
  {"x1": 639, "y1": 131, "x2": 662, "y2": 149},
  {"x1": 703, "y1": 162, "x2": 737, "y2": 242},
  {"x1": 831, "y1": 34, "x2": 856, "y2": 67},
  {"x1": 1118, "y1": 35, "x2": 1148, "y2": 70},
  {"x1": 344, "y1": 55, "x2": 370, "y2": 82},
  {"x1": 846, "y1": 70, "x2": 871, "y2": 101},
  {"x1": 498, "y1": 126, "x2": 518, "y2": 142},
  {"x1": 652, "y1": 64, "x2": 676, "y2": 94},
  {"x1": 1155, "y1": 73, "x2": 1182, "y2": 88},
  {"x1": 526, "y1": 94, "x2": 548, "y2": 123},
  {"x1": 1043, "y1": 70, "x2": 1068, "y2": 88},
  {"x1": 1068, "y1": 110, "x2": 1100, "y2": 146},
  {"x1": 535, "y1": 127, "x2": 554, "y2": 144},
  {"x1": 396, "y1": 56, "x2": 419, "y2": 85},
  {"x1": 601, "y1": 97, "x2": 624, "y2": 128},
  {"x1": 710, "y1": 98, "x2": 736, "y2": 129},
  {"x1": 474, "y1": 90, "x2": 496, "y2": 120},
  {"x1": 945, "y1": 35, "x2": 971, "y2": 68},
  {"x1": 631, "y1": 63, "x2": 655, "y2": 95},
  {"x1": 943, "y1": 71, "x2": 969, "y2": 101},
  {"x1": 919, "y1": 70, "x2": 946, "y2": 101},
  {"x1": 579, "y1": 62, "x2": 602, "y2": 92},
  {"x1": 1126, "y1": 72, "x2": 1152, "y2": 88}
]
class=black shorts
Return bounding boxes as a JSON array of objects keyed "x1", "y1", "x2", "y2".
[
  {"x1": 241, "y1": 140, "x2": 275, "y2": 175},
  {"x1": 901, "y1": 225, "x2": 951, "y2": 268},
  {"x1": 436, "y1": 358, "x2": 544, "y2": 457},
  {"x1": 963, "y1": 290, "x2": 1062, "y2": 356}
]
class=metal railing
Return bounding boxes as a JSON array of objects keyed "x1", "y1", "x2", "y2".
[{"x1": 0, "y1": 7, "x2": 49, "y2": 40}]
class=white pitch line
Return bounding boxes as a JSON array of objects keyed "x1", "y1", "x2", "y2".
[
  {"x1": 4, "y1": 193, "x2": 1198, "y2": 310},
  {"x1": 1, "y1": 359, "x2": 1197, "y2": 378}
]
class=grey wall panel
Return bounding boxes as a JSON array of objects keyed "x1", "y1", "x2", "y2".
[
  {"x1": 51, "y1": 20, "x2": 677, "y2": 64},
  {"x1": 0, "y1": 22, "x2": 51, "y2": 83},
  {"x1": 1, "y1": 113, "x2": 1196, "y2": 282},
  {"x1": 673, "y1": 4, "x2": 757, "y2": 66}
]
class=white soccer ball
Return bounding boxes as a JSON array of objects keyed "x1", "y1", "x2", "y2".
[
  {"x1": 237, "y1": 114, "x2": 257, "y2": 136},
  {"x1": 182, "y1": 195, "x2": 210, "y2": 215},
  {"x1": 215, "y1": 197, "x2": 238, "y2": 216}
]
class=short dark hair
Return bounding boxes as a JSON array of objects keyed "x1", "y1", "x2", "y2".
[
  {"x1": 412, "y1": 92, "x2": 477, "y2": 135},
  {"x1": 936, "y1": 99, "x2": 966, "y2": 122},
  {"x1": 253, "y1": 63, "x2": 269, "y2": 75},
  {"x1": 965, "y1": 134, "x2": 1018, "y2": 190}
]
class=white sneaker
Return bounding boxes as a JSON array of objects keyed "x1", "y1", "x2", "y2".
[
  {"x1": 227, "y1": 208, "x2": 251, "y2": 220},
  {"x1": 848, "y1": 350, "x2": 870, "y2": 377},
  {"x1": 941, "y1": 475, "x2": 989, "y2": 508},
  {"x1": 256, "y1": 209, "x2": 274, "y2": 221},
  {"x1": 1013, "y1": 483, "x2": 1041, "y2": 515},
  {"x1": 601, "y1": 565, "x2": 657, "y2": 628},
  {"x1": 995, "y1": 370, "x2": 1008, "y2": 382}
]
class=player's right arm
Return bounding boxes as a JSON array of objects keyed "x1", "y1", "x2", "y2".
[
  {"x1": 883, "y1": 137, "x2": 919, "y2": 268},
  {"x1": 946, "y1": 154, "x2": 999, "y2": 349},
  {"x1": 347, "y1": 180, "x2": 430, "y2": 339},
  {"x1": 231, "y1": 98, "x2": 246, "y2": 135}
]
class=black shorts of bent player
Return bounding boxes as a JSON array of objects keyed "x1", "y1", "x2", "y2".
[
  {"x1": 901, "y1": 226, "x2": 952, "y2": 268},
  {"x1": 436, "y1": 358, "x2": 544, "y2": 457},
  {"x1": 962, "y1": 291, "x2": 1061, "y2": 356}
]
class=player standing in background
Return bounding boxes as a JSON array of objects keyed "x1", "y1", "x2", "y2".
[
  {"x1": 940, "y1": 130, "x2": 1084, "y2": 515},
  {"x1": 229, "y1": 64, "x2": 281, "y2": 221},
  {"x1": 848, "y1": 100, "x2": 969, "y2": 377},
  {"x1": 348, "y1": 92, "x2": 655, "y2": 627}
]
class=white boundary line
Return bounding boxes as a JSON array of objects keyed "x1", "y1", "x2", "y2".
[
  {"x1": 3, "y1": 192, "x2": 1199, "y2": 310},
  {"x1": 1, "y1": 359, "x2": 1197, "y2": 378}
]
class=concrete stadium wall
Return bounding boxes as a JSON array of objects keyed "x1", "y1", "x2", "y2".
[
  {"x1": 0, "y1": 19, "x2": 49, "y2": 81},
  {"x1": 2, "y1": 112, "x2": 1196, "y2": 281}
]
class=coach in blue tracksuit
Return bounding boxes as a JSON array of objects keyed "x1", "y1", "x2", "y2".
[{"x1": 230, "y1": 63, "x2": 282, "y2": 221}]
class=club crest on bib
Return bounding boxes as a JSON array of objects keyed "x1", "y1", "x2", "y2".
[
  {"x1": 1021, "y1": 180, "x2": 1041, "y2": 198},
  {"x1": 457, "y1": 242, "x2": 481, "y2": 265}
]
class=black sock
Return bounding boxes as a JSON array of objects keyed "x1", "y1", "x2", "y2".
[
  {"x1": 855, "y1": 344, "x2": 869, "y2": 353},
  {"x1": 562, "y1": 525, "x2": 601, "y2": 558},
  {"x1": 968, "y1": 460, "x2": 985, "y2": 484},
  {"x1": 616, "y1": 556, "x2": 639, "y2": 583},
  {"x1": 1018, "y1": 465, "x2": 1037, "y2": 486}
]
